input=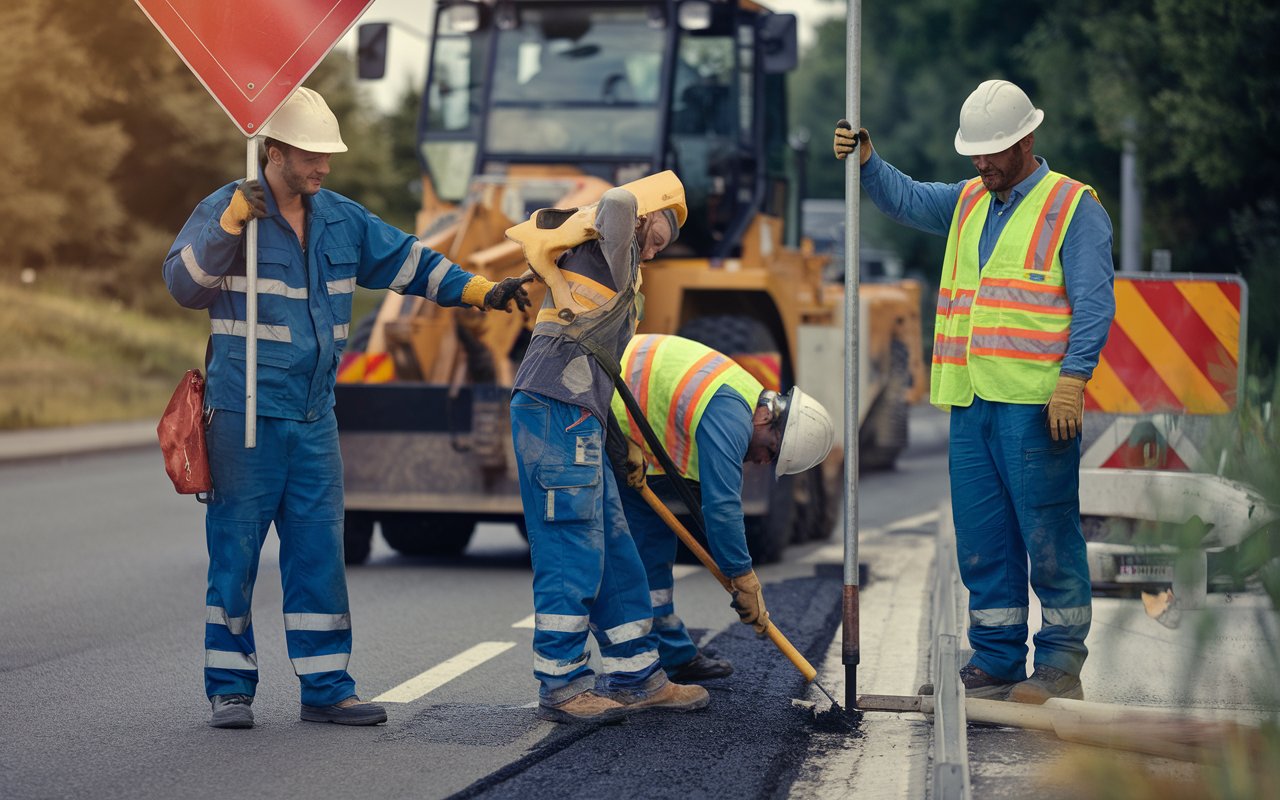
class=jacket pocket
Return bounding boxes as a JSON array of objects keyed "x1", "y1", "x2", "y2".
[{"x1": 534, "y1": 464, "x2": 600, "y2": 523}]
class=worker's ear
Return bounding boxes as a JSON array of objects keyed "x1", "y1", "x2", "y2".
[{"x1": 751, "y1": 404, "x2": 774, "y2": 428}]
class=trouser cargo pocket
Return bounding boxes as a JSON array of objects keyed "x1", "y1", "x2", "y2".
[{"x1": 535, "y1": 464, "x2": 600, "y2": 523}]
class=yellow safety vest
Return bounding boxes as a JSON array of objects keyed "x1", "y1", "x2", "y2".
[
  {"x1": 610, "y1": 334, "x2": 763, "y2": 481},
  {"x1": 931, "y1": 171, "x2": 1095, "y2": 409}
]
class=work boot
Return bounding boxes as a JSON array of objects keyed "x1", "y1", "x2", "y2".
[
  {"x1": 536, "y1": 691, "x2": 629, "y2": 724},
  {"x1": 209, "y1": 694, "x2": 254, "y2": 729},
  {"x1": 1008, "y1": 665, "x2": 1083, "y2": 705},
  {"x1": 668, "y1": 651, "x2": 734, "y2": 682},
  {"x1": 917, "y1": 663, "x2": 1016, "y2": 700},
  {"x1": 618, "y1": 681, "x2": 710, "y2": 713},
  {"x1": 300, "y1": 695, "x2": 388, "y2": 726}
]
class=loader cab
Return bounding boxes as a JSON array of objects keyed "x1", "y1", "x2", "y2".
[{"x1": 409, "y1": 0, "x2": 797, "y2": 257}]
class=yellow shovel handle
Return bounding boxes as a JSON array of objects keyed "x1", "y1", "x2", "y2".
[{"x1": 638, "y1": 484, "x2": 819, "y2": 683}]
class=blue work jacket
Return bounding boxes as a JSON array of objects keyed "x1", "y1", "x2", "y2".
[{"x1": 164, "y1": 179, "x2": 477, "y2": 420}]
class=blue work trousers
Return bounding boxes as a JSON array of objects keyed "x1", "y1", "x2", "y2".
[
  {"x1": 510, "y1": 391, "x2": 666, "y2": 705},
  {"x1": 619, "y1": 480, "x2": 699, "y2": 673},
  {"x1": 949, "y1": 396, "x2": 1092, "y2": 681},
  {"x1": 203, "y1": 410, "x2": 357, "y2": 707}
]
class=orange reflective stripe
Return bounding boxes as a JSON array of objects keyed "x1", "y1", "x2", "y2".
[
  {"x1": 1024, "y1": 178, "x2": 1067, "y2": 271},
  {"x1": 560, "y1": 269, "x2": 616, "y2": 310},
  {"x1": 977, "y1": 277, "x2": 1071, "y2": 315},
  {"x1": 933, "y1": 334, "x2": 969, "y2": 365},
  {"x1": 948, "y1": 179, "x2": 987, "y2": 284},
  {"x1": 1036, "y1": 181, "x2": 1085, "y2": 272},
  {"x1": 664, "y1": 351, "x2": 721, "y2": 471},
  {"x1": 675, "y1": 358, "x2": 734, "y2": 473},
  {"x1": 623, "y1": 334, "x2": 662, "y2": 455},
  {"x1": 969, "y1": 326, "x2": 1069, "y2": 360}
]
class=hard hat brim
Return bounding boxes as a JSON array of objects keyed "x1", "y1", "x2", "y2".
[{"x1": 954, "y1": 108, "x2": 1043, "y2": 157}]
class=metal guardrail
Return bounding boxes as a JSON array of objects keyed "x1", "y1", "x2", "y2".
[{"x1": 930, "y1": 503, "x2": 971, "y2": 799}]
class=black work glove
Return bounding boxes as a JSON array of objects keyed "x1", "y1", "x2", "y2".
[{"x1": 484, "y1": 275, "x2": 534, "y2": 313}]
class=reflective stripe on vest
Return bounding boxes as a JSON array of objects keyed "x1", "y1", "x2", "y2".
[
  {"x1": 931, "y1": 172, "x2": 1093, "y2": 408},
  {"x1": 610, "y1": 334, "x2": 762, "y2": 481}
]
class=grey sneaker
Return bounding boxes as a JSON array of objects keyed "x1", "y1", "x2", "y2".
[
  {"x1": 300, "y1": 695, "x2": 388, "y2": 726},
  {"x1": 1008, "y1": 665, "x2": 1083, "y2": 704},
  {"x1": 668, "y1": 651, "x2": 734, "y2": 682},
  {"x1": 209, "y1": 694, "x2": 254, "y2": 729},
  {"x1": 918, "y1": 663, "x2": 1016, "y2": 700}
]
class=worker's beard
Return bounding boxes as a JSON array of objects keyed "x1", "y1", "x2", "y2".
[
  {"x1": 280, "y1": 156, "x2": 322, "y2": 197},
  {"x1": 979, "y1": 149, "x2": 1027, "y2": 195}
]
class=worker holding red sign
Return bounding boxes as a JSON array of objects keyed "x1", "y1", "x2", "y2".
[{"x1": 163, "y1": 87, "x2": 530, "y2": 729}]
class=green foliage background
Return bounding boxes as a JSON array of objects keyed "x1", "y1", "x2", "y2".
[{"x1": 790, "y1": 0, "x2": 1280, "y2": 368}]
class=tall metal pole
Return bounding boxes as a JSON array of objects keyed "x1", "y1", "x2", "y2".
[
  {"x1": 244, "y1": 137, "x2": 259, "y2": 448},
  {"x1": 1119, "y1": 117, "x2": 1142, "y2": 273},
  {"x1": 842, "y1": 0, "x2": 862, "y2": 708}
]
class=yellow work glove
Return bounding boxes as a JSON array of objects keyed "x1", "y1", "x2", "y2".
[
  {"x1": 729, "y1": 570, "x2": 770, "y2": 634},
  {"x1": 1046, "y1": 373, "x2": 1088, "y2": 441},
  {"x1": 219, "y1": 179, "x2": 267, "y2": 235},
  {"x1": 833, "y1": 120, "x2": 872, "y2": 165},
  {"x1": 624, "y1": 439, "x2": 647, "y2": 489},
  {"x1": 461, "y1": 275, "x2": 534, "y2": 312}
]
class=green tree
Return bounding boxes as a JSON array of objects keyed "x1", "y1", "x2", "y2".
[{"x1": 0, "y1": 0, "x2": 130, "y2": 270}]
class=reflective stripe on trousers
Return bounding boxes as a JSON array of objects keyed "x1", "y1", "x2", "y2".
[
  {"x1": 949, "y1": 397, "x2": 1091, "y2": 681},
  {"x1": 203, "y1": 410, "x2": 357, "y2": 707},
  {"x1": 511, "y1": 391, "x2": 664, "y2": 706}
]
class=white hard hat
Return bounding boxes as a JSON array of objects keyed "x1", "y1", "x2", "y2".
[
  {"x1": 258, "y1": 87, "x2": 347, "y2": 153},
  {"x1": 954, "y1": 79, "x2": 1043, "y2": 156},
  {"x1": 772, "y1": 386, "x2": 835, "y2": 477}
]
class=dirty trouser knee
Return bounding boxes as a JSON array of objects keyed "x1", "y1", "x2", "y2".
[
  {"x1": 619, "y1": 482, "x2": 698, "y2": 671},
  {"x1": 511, "y1": 391, "x2": 664, "y2": 705},
  {"x1": 950, "y1": 397, "x2": 1091, "y2": 682},
  {"x1": 203, "y1": 411, "x2": 356, "y2": 707}
]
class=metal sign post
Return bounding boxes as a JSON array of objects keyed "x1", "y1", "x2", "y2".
[
  {"x1": 134, "y1": 0, "x2": 375, "y2": 447},
  {"x1": 843, "y1": 0, "x2": 863, "y2": 709},
  {"x1": 243, "y1": 139, "x2": 259, "y2": 447}
]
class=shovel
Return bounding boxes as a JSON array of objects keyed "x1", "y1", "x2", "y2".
[{"x1": 638, "y1": 484, "x2": 840, "y2": 706}]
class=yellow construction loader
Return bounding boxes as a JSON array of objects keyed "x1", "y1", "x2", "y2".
[{"x1": 336, "y1": 0, "x2": 925, "y2": 564}]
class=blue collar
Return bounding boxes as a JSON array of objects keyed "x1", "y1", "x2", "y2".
[{"x1": 999, "y1": 156, "x2": 1050, "y2": 205}]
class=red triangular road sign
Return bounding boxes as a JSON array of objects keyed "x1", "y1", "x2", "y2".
[{"x1": 135, "y1": 0, "x2": 375, "y2": 136}]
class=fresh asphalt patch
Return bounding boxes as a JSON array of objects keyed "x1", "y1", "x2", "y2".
[{"x1": 444, "y1": 565, "x2": 856, "y2": 800}]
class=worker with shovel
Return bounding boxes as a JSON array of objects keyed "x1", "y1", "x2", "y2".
[
  {"x1": 163, "y1": 87, "x2": 531, "y2": 730},
  {"x1": 607, "y1": 334, "x2": 836, "y2": 682}
]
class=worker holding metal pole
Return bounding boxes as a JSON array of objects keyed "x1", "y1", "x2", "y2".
[
  {"x1": 162, "y1": 87, "x2": 531, "y2": 730},
  {"x1": 834, "y1": 80, "x2": 1116, "y2": 703},
  {"x1": 842, "y1": 0, "x2": 864, "y2": 710}
]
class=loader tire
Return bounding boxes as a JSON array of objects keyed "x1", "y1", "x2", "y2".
[
  {"x1": 790, "y1": 468, "x2": 836, "y2": 543},
  {"x1": 379, "y1": 512, "x2": 475, "y2": 557},
  {"x1": 861, "y1": 340, "x2": 910, "y2": 471},
  {"x1": 744, "y1": 474, "x2": 795, "y2": 564},
  {"x1": 343, "y1": 512, "x2": 375, "y2": 565},
  {"x1": 676, "y1": 315, "x2": 783, "y2": 391}
]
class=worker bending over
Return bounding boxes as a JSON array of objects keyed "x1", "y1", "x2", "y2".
[
  {"x1": 510, "y1": 183, "x2": 708, "y2": 723},
  {"x1": 609, "y1": 334, "x2": 835, "y2": 681}
]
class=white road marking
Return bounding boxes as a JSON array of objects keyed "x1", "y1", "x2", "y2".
[
  {"x1": 885, "y1": 509, "x2": 941, "y2": 532},
  {"x1": 511, "y1": 614, "x2": 536, "y2": 629},
  {"x1": 373, "y1": 642, "x2": 517, "y2": 703}
]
